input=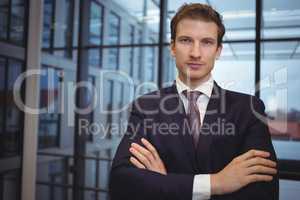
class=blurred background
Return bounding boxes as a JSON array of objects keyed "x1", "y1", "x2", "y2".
[{"x1": 0, "y1": 0, "x2": 299, "y2": 199}]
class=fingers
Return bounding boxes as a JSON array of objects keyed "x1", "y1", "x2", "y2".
[
  {"x1": 236, "y1": 149, "x2": 271, "y2": 162},
  {"x1": 129, "y1": 146, "x2": 151, "y2": 168},
  {"x1": 130, "y1": 156, "x2": 146, "y2": 169},
  {"x1": 246, "y1": 174, "x2": 273, "y2": 184},
  {"x1": 141, "y1": 138, "x2": 160, "y2": 160},
  {"x1": 246, "y1": 165, "x2": 277, "y2": 175},
  {"x1": 131, "y1": 142, "x2": 155, "y2": 162},
  {"x1": 243, "y1": 157, "x2": 277, "y2": 168}
]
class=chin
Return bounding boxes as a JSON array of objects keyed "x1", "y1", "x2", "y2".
[{"x1": 187, "y1": 72, "x2": 206, "y2": 79}]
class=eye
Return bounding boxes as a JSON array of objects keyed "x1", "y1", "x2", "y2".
[
  {"x1": 202, "y1": 40, "x2": 215, "y2": 46},
  {"x1": 179, "y1": 38, "x2": 192, "y2": 44}
]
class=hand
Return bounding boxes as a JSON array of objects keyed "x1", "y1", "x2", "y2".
[
  {"x1": 129, "y1": 138, "x2": 167, "y2": 175},
  {"x1": 211, "y1": 149, "x2": 277, "y2": 195}
]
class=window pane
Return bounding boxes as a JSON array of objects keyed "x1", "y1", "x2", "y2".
[
  {"x1": 213, "y1": 43, "x2": 255, "y2": 95},
  {"x1": 162, "y1": 46, "x2": 177, "y2": 85},
  {"x1": 88, "y1": 1, "x2": 103, "y2": 67},
  {"x1": 0, "y1": 170, "x2": 21, "y2": 200},
  {"x1": 145, "y1": 45, "x2": 157, "y2": 82},
  {"x1": 111, "y1": 0, "x2": 160, "y2": 44},
  {"x1": 103, "y1": 79, "x2": 113, "y2": 139},
  {"x1": 0, "y1": 0, "x2": 9, "y2": 40},
  {"x1": 10, "y1": 0, "x2": 25, "y2": 45},
  {"x1": 260, "y1": 41, "x2": 300, "y2": 160},
  {"x1": 6, "y1": 59, "x2": 22, "y2": 131},
  {"x1": 89, "y1": 1, "x2": 103, "y2": 45},
  {"x1": 105, "y1": 12, "x2": 120, "y2": 69},
  {"x1": 166, "y1": 0, "x2": 255, "y2": 42},
  {"x1": 118, "y1": 25, "x2": 135, "y2": 75},
  {"x1": 42, "y1": 0, "x2": 74, "y2": 58},
  {"x1": 86, "y1": 76, "x2": 95, "y2": 141},
  {"x1": 107, "y1": 12, "x2": 120, "y2": 45},
  {"x1": 263, "y1": 0, "x2": 300, "y2": 39},
  {"x1": 38, "y1": 67, "x2": 61, "y2": 149},
  {"x1": 42, "y1": 0, "x2": 54, "y2": 49},
  {"x1": 36, "y1": 158, "x2": 68, "y2": 200},
  {"x1": 279, "y1": 180, "x2": 300, "y2": 200},
  {"x1": 5, "y1": 59, "x2": 22, "y2": 156},
  {"x1": 106, "y1": 48, "x2": 119, "y2": 69},
  {"x1": 54, "y1": 0, "x2": 73, "y2": 57},
  {"x1": 210, "y1": 0, "x2": 255, "y2": 41},
  {"x1": 0, "y1": 57, "x2": 5, "y2": 133},
  {"x1": 0, "y1": 57, "x2": 23, "y2": 200}
]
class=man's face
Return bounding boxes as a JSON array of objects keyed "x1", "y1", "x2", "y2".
[{"x1": 171, "y1": 18, "x2": 222, "y2": 85}]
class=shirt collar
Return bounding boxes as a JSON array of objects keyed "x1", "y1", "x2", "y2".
[{"x1": 175, "y1": 75, "x2": 214, "y2": 98}]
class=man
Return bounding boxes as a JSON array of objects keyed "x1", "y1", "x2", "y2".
[{"x1": 109, "y1": 3, "x2": 279, "y2": 200}]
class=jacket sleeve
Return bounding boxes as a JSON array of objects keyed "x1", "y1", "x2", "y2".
[
  {"x1": 237, "y1": 96, "x2": 279, "y2": 200},
  {"x1": 109, "y1": 100, "x2": 194, "y2": 200}
]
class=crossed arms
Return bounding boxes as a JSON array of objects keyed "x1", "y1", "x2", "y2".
[{"x1": 109, "y1": 98, "x2": 279, "y2": 200}]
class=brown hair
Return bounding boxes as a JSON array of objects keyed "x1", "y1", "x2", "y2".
[{"x1": 170, "y1": 3, "x2": 225, "y2": 46}]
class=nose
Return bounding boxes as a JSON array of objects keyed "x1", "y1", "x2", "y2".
[{"x1": 189, "y1": 43, "x2": 201, "y2": 59}]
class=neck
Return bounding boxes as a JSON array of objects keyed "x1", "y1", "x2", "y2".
[{"x1": 178, "y1": 74, "x2": 211, "y2": 89}]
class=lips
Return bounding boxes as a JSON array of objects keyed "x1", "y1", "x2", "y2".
[{"x1": 186, "y1": 63, "x2": 205, "y2": 70}]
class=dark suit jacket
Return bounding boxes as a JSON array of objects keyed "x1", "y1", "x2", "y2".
[{"x1": 109, "y1": 82, "x2": 279, "y2": 200}]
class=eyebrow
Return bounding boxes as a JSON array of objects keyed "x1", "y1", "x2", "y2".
[
  {"x1": 177, "y1": 35, "x2": 216, "y2": 42},
  {"x1": 177, "y1": 35, "x2": 192, "y2": 40},
  {"x1": 202, "y1": 37, "x2": 217, "y2": 42}
]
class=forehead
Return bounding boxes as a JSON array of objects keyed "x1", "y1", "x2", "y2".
[{"x1": 176, "y1": 18, "x2": 218, "y2": 39}]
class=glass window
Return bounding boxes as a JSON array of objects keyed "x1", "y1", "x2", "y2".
[
  {"x1": 260, "y1": 41, "x2": 300, "y2": 160},
  {"x1": 0, "y1": 170, "x2": 21, "y2": 200},
  {"x1": 137, "y1": 30, "x2": 144, "y2": 80},
  {"x1": 262, "y1": 0, "x2": 300, "y2": 39},
  {"x1": 103, "y1": 79, "x2": 113, "y2": 139},
  {"x1": 210, "y1": 0, "x2": 255, "y2": 41},
  {"x1": 114, "y1": 81, "x2": 122, "y2": 127},
  {"x1": 89, "y1": 1, "x2": 103, "y2": 45},
  {"x1": 162, "y1": 46, "x2": 176, "y2": 85},
  {"x1": 10, "y1": 0, "x2": 26, "y2": 45},
  {"x1": 6, "y1": 59, "x2": 22, "y2": 137},
  {"x1": 0, "y1": 57, "x2": 5, "y2": 133},
  {"x1": 213, "y1": 43, "x2": 255, "y2": 95},
  {"x1": 88, "y1": 0, "x2": 103, "y2": 67},
  {"x1": 118, "y1": 25, "x2": 135, "y2": 76},
  {"x1": 167, "y1": 0, "x2": 255, "y2": 42},
  {"x1": 129, "y1": 25, "x2": 135, "y2": 76},
  {"x1": 108, "y1": 12, "x2": 120, "y2": 45},
  {"x1": 111, "y1": 0, "x2": 160, "y2": 44},
  {"x1": 42, "y1": 0, "x2": 54, "y2": 49},
  {"x1": 0, "y1": 0, "x2": 26, "y2": 45},
  {"x1": 0, "y1": 58, "x2": 23, "y2": 159},
  {"x1": 42, "y1": 0, "x2": 74, "y2": 58},
  {"x1": 0, "y1": 61, "x2": 22, "y2": 200},
  {"x1": 0, "y1": 0, "x2": 9, "y2": 40},
  {"x1": 87, "y1": 76, "x2": 95, "y2": 141},
  {"x1": 59, "y1": 0, "x2": 73, "y2": 58},
  {"x1": 38, "y1": 67, "x2": 61, "y2": 149},
  {"x1": 145, "y1": 40, "x2": 156, "y2": 82},
  {"x1": 106, "y1": 12, "x2": 120, "y2": 70},
  {"x1": 36, "y1": 158, "x2": 68, "y2": 200}
]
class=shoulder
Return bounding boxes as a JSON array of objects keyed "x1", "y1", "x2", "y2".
[
  {"x1": 222, "y1": 88, "x2": 266, "y2": 113},
  {"x1": 129, "y1": 85, "x2": 175, "y2": 113}
]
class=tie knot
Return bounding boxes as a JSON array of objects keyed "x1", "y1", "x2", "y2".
[{"x1": 182, "y1": 90, "x2": 202, "y2": 102}]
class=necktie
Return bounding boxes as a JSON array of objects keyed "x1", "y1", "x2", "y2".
[{"x1": 182, "y1": 90, "x2": 202, "y2": 147}]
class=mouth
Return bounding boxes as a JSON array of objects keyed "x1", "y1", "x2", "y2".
[{"x1": 186, "y1": 63, "x2": 205, "y2": 70}]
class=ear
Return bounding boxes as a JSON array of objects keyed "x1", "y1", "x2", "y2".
[
  {"x1": 215, "y1": 44, "x2": 223, "y2": 59},
  {"x1": 170, "y1": 40, "x2": 176, "y2": 57}
]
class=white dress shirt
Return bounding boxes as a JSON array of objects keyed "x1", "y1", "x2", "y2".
[{"x1": 175, "y1": 75, "x2": 214, "y2": 200}]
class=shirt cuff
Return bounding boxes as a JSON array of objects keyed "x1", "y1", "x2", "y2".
[{"x1": 192, "y1": 174, "x2": 211, "y2": 200}]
